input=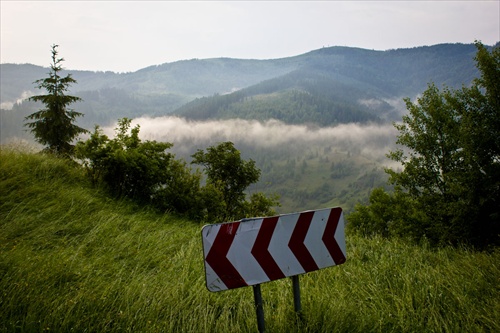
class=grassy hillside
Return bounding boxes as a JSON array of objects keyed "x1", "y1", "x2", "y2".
[{"x1": 1, "y1": 149, "x2": 499, "y2": 332}]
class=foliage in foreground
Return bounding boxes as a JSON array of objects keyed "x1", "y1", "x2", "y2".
[
  {"x1": 1, "y1": 150, "x2": 499, "y2": 332},
  {"x1": 348, "y1": 42, "x2": 499, "y2": 249}
]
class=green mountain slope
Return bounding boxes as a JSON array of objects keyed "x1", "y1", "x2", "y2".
[
  {"x1": 235, "y1": 141, "x2": 392, "y2": 214},
  {"x1": 174, "y1": 69, "x2": 387, "y2": 125},
  {"x1": 1, "y1": 58, "x2": 297, "y2": 123},
  {"x1": 1, "y1": 43, "x2": 482, "y2": 133},
  {"x1": 175, "y1": 44, "x2": 481, "y2": 125}
]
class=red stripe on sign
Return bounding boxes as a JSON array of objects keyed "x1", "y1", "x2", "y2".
[
  {"x1": 322, "y1": 208, "x2": 346, "y2": 265},
  {"x1": 206, "y1": 222, "x2": 248, "y2": 290},
  {"x1": 251, "y1": 216, "x2": 285, "y2": 281},
  {"x1": 288, "y1": 211, "x2": 319, "y2": 272}
]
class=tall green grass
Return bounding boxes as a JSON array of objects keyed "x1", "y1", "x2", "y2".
[{"x1": 1, "y1": 149, "x2": 499, "y2": 332}]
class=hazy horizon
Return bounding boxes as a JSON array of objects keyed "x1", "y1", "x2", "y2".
[{"x1": 2, "y1": 1, "x2": 498, "y2": 72}]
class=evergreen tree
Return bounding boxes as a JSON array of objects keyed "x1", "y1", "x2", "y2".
[{"x1": 25, "y1": 44, "x2": 87, "y2": 155}]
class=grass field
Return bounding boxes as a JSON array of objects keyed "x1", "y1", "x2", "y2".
[{"x1": 1, "y1": 149, "x2": 499, "y2": 332}]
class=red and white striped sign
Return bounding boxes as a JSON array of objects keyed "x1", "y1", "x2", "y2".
[{"x1": 201, "y1": 207, "x2": 346, "y2": 292}]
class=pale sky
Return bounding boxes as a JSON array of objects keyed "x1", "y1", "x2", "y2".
[{"x1": 1, "y1": 1, "x2": 499, "y2": 73}]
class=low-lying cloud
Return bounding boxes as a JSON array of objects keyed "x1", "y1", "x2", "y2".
[
  {"x1": 102, "y1": 116, "x2": 400, "y2": 165},
  {"x1": 0, "y1": 90, "x2": 34, "y2": 110}
]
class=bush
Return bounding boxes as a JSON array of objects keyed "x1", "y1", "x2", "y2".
[{"x1": 75, "y1": 118, "x2": 201, "y2": 215}]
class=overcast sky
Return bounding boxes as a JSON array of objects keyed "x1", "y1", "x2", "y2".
[{"x1": 1, "y1": 1, "x2": 499, "y2": 73}]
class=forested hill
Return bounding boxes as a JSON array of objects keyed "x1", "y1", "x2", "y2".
[
  {"x1": 0, "y1": 43, "x2": 485, "y2": 138},
  {"x1": 174, "y1": 43, "x2": 482, "y2": 125}
]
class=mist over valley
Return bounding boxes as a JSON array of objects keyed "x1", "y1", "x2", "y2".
[{"x1": 1, "y1": 43, "x2": 488, "y2": 213}]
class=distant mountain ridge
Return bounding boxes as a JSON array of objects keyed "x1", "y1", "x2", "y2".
[
  {"x1": 173, "y1": 43, "x2": 482, "y2": 125},
  {"x1": 0, "y1": 43, "x2": 486, "y2": 138}
]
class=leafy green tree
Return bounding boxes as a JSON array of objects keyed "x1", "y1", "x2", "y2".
[
  {"x1": 347, "y1": 187, "x2": 428, "y2": 241},
  {"x1": 244, "y1": 192, "x2": 280, "y2": 218},
  {"x1": 152, "y1": 158, "x2": 203, "y2": 218},
  {"x1": 73, "y1": 125, "x2": 111, "y2": 186},
  {"x1": 76, "y1": 118, "x2": 202, "y2": 216},
  {"x1": 385, "y1": 82, "x2": 463, "y2": 244},
  {"x1": 349, "y1": 42, "x2": 499, "y2": 248},
  {"x1": 76, "y1": 119, "x2": 172, "y2": 199},
  {"x1": 446, "y1": 42, "x2": 500, "y2": 246},
  {"x1": 25, "y1": 44, "x2": 87, "y2": 155},
  {"x1": 192, "y1": 141, "x2": 279, "y2": 221}
]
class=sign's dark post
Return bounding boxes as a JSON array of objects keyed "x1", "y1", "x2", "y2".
[
  {"x1": 253, "y1": 284, "x2": 265, "y2": 333},
  {"x1": 292, "y1": 275, "x2": 302, "y2": 314},
  {"x1": 201, "y1": 207, "x2": 347, "y2": 331}
]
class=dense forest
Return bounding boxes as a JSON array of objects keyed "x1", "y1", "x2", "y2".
[{"x1": 173, "y1": 70, "x2": 385, "y2": 125}]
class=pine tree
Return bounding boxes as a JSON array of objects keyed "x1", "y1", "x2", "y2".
[{"x1": 25, "y1": 44, "x2": 87, "y2": 156}]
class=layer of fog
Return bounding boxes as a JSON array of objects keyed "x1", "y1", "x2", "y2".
[
  {"x1": 0, "y1": 91, "x2": 34, "y2": 110},
  {"x1": 102, "y1": 116, "x2": 400, "y2": 167}
]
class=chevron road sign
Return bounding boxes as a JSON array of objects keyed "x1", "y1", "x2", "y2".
[{"x1": 201, "y1": 207, "x2": 346, "y2": 292}]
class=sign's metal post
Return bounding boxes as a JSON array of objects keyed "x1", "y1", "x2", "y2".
[
  {"x1": 291, "y1": 275, "x2": 302, "y2": 313},
  {"x1": 253, "y1": 284, "x2": 265, "y2": 333}
]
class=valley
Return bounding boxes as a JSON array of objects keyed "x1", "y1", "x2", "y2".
[{"x1": 0, "y1": 43, "x2": 486, "y2": 213}]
